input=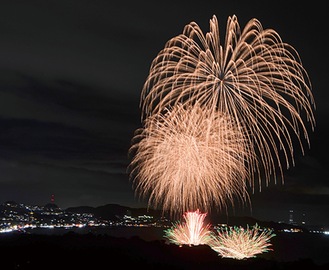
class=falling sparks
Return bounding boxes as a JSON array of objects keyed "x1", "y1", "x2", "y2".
[
  {"x1": 128, "y1": 103, "x2": 254, "y2": 217},
  {"x1": 164, "y1": 209, "x2": 213, "y2": 246},
  {"x1": 126, "y1": 14, "x2": 314, "y2": 260},
  {"x1": 139, "y1": 14, "x2": 315, "y2": 193},
  {"x1": 209, "y1": 224, "x2": 276, "y2": 260}
]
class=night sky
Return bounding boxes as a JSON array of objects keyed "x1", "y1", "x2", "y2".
[{"x1": 0, "y1": 1, "x2": 328, "y2": 226}]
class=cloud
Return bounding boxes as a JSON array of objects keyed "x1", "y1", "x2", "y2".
[{"x1": 0, "y1": 155, "x2": 140, "y2": 209}]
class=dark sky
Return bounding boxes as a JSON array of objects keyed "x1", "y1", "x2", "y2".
[{"x1": 0, "y1": 0, "x2": 328, "y2": 226}]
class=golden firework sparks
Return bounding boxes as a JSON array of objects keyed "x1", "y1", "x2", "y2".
[
  {"x1": 128, "y1": 103, "x2": 253, "y2": 216},
  {"x1": 140, "y1": 15, "x2": 315, "y2": 192}
]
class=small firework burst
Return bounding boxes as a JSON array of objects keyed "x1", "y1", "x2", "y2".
[
  {"x1": 128, "y1": 103, "x2": 252, "y2": 217},
  {"x1": 209, "y1": 224, "x2": 275, "y2": 260},
  {"x1": 164, "y1": 209, "x2": 214, "y2": 246}
]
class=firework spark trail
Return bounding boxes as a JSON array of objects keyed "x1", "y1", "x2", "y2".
[
  {"x1": 164, "y1": 209, "x2": 213, "y2": 246},
  {"x1": 128, "y1": 103, "x2": 254, "y2": 217},
  {"x1": 140, "y1": 14, "x2": 315, "y2": 191},
  {"x1": 209, "y1": 224, "x2": 275, "y2": 259}
]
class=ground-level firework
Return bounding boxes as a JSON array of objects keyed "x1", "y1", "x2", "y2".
[
  {"x1": 163, "y1": 209, "x2": 213, "y2": 246},
  {"x1": 209, "y1": 224, "x2": 275, "y2": 260},
  {"x1": 164, "y1": 210, "x2": 276, "y2": 260}
]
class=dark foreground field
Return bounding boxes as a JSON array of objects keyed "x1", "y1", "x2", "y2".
[{"x1": 0, "y1": 231, "x2": 328, "y2": 270}]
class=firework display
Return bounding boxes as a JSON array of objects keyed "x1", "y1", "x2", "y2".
[
  {"x1": 128, "y1": 103, "x2": 253, "y2": 216},
  {"x1": 209, "y1": 224, "x2": 275, "y2": 259},
  {"x1": 164, "y1": 211, "x2": 276, "y2": 260},
  {"x1": 128, "y1": 14, "x2": 314, "y2": 259},
  {"x1": 139, "y1": 14, "x2": 315, "y2": 192},
  {"x1": 164, "y1": 209, "x2": 213, "y2": 246}
]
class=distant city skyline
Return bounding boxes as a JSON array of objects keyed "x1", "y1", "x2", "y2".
[
  {"x1": 1, "y1": 197, "x2": 327, "y2": 228},
  {"x1": 0, "y1": 1, "x2": 328, "y2": 227}
]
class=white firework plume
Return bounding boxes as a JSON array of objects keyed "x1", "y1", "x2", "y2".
[{"x1": 164, "y1": 209, "x2": 214, "y2": 246}]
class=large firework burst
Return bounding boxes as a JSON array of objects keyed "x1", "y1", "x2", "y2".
[
  {"x1": 164, "y1": 209, "x2": 213, "y2": 246},
  {"x1": 209, "y1": 224, "x2": 275, "y2": 260},
  {"x1": 140, "y1": 14, "x2": 315, "y2": 191},
  {"x1": 128, "y1": 103, "x2": 254, "y2": 216}
]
